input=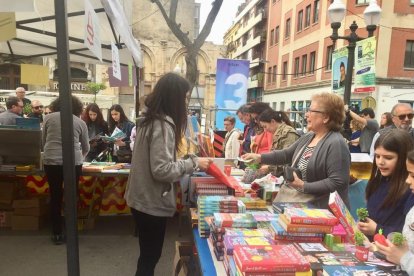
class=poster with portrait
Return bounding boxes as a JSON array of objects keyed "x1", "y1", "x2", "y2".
[
  {"x1": 332, "y1": 46, "x2": 348, "y2": 96},
  {"x1": 215, "y1": 59, "x2": 249, "y2": 130},
  {"x1": 354, "y1": 37, "x2": 376, "y2": 93}
]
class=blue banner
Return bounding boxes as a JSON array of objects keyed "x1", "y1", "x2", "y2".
[{"x1": 215, "y1": 59, "x2": 249, "y2": 130}]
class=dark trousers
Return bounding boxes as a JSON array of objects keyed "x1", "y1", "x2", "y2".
[
  {"x1": 131, "y1": 208, "x2": 167, "y2": 276},
  {"x1": 44, "y1": 165, "x2": 82, "y2": 235}
]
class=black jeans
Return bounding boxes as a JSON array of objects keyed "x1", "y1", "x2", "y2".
[
  {"x1": 44, "y1": 165, "x2": 82, "y2": 235},
  {"x1": 131, "y1": 208, "x2": 168, "y2": 276}
]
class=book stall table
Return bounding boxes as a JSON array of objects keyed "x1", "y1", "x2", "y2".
[
  {"x1": 0, "y1": 164, "x2": 131, "y2": 230},
  {"x1": 187, "y1": 171, "x2": 408, "y2": 276}
]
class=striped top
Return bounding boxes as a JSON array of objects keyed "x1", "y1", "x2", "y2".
[{"x1": 297, "y1": 146, "x2": 315, "y2": 181}]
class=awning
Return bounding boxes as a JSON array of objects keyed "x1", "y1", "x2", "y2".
[{"x1": 0, "y1": 0, "x2": 142, "y2": 66}]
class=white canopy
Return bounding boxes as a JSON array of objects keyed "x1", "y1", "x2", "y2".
[{"x1": 0, "y1": 0, "x2": 142, "y2": 66}]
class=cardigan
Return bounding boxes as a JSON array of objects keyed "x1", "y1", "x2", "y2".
[
  {"x1": 125, "y1": 116, "x2": 195, "y2": 217},
  {"x1": 261, "y1": 131, "x2": 351, "y2": 209}
]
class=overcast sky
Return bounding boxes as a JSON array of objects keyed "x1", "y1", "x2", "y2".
[{"x1": 198, "y1": 0, "x2": 245, "y2": 45}]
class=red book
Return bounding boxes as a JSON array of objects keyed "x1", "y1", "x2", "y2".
[
  {"x1": 284, "y1": 207, "x2": 338, "y2": 226},
  {"x1": 233, "y1": 245, "x2": 311, "y2": 273},
  {"x1": 278, "y1": 214, "x2": 333, "y2": 234},
  {"x1": 328, "y1": 191, "x2": 357, "y2": 242}
]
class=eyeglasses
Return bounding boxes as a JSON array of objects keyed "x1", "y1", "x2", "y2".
[
  {"x1": 33, "y1": 105, "x2": 44, "y2": 110},
  {"x1": 307, "y1": 109, "x2": 325, "y2": 114},
  {"x1": 394, "y1": 113, "x2": 414, "y2": 120}
]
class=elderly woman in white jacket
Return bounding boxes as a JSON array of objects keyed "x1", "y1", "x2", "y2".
[{"x1": 376, "y1": 150, "x2": 414, "y2": 275}]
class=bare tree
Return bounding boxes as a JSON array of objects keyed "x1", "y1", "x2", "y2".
[{"x1": 150, "y1": 0, "x2": 223, "y2": 102}]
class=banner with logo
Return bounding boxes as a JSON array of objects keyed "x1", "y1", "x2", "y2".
[
  {"x1": 215, "y1": 59, "x2": 249, "y2": 130},
  {"x1": 354, "y1": 36, "x2": 376, "y2": 93},
  {"x1": 332, "y1": 46, "x2": 348, "y2": 96},
  {"x1": 84, "y1": 0, "x2": 102, "y2": 61}
]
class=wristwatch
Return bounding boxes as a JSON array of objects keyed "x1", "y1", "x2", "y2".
[{"x1": 189, "y1": 154, "x2": 199, "y2": 171}]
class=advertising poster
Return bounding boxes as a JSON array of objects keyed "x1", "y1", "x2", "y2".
[
  {"x1": 332, "y1": 46, "x2": 348, "y2": 96},
  {"x1": 84, "y1": 0, "x2": 102, "y2": 61},
  {"x1": 215, "y1": 59, "x2": 249, "y2": 130},
  {"x1": 354, "y1": 37, "x2": 376, "y2": 93}
]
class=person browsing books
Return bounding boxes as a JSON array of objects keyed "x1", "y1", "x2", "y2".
[
  {"x1": 42, "y1": 95, "x2": 89, "y2": 245},
  {"x1": 107, "y1": 104, "x2": 135, "y2": 163},
  {"x1": 357, "y1": 129, "x2": 414, "y2": 239},
  {"x1": 124, "y1": 72, "x2": 212, "y2": 276},
  {"x1": 82, "y1": 103, "x2": 109, "y2": 162},
  {"x1": 375, "y1": 150, "x2": 414, "y2": 275},
  {"x1": 242, "y1": 93, "x2": 351, "y2": 209}
]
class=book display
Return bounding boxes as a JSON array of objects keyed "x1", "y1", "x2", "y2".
[{"x1": 188, "y1": 172, "x2": 408, "y2": 276}]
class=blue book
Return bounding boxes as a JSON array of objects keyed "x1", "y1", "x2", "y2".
[{"x1": 322, "y1": 265, "x2": 394, "y2": 275}]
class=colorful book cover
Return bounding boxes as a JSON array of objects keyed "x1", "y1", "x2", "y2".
[
  {"x1": 270, "y1": 220, "x2": 324, "y2": 237},
  {"x1": 278, "y1": 214, "x2": 333, "y2": 234},
  {"x1": 293, "y1": 243, "x2": 329, "y2": 253},
  {"x1": 322, "y1": 265, "x2": 395, "y2": 275},
  {"x1": 272, "y1": 202, "x2": 316, "y2": 214},
  {"x1": 224, "y1": 236, "x2": 275, "y2": 255},
  {"x1": 224, "y1": 228, "x2": 272, "y2": 238},
  {"x1": 284, "y1": 208, "x2": 338, "y2": 226},
  {"x1": 302, "y1": 251, "x2": 362, "y2": 275},
  {"x1": 214, "y1": 213, "x2": 257, "y2": 228},
  {"x1": 328, "y1": 191, "x2": 357, "y2": 242},
  {"x1": 233, "y1": 245, "x2": 311, "y2": 273}
]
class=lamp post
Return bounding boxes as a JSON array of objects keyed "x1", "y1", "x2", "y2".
[{"x1": 328, "y1": 0, "x2": 381, "y2": 106}]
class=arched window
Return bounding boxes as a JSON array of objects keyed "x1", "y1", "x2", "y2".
[{"x1": 0, "y1": 64, "x2": 25, "y2": 90}]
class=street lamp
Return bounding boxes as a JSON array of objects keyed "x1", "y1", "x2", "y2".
[{"x1": 328, "y1": 0, "x2": 381, "y2": 105}]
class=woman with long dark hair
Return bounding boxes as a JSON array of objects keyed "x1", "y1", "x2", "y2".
[
  {"x1": 82, "y1": 103, "x2": 109, "y2": 162},
  {"x1": 125, "y1": 73, "x2": 212, "y2": 276},
  {"x1": 107, "y1": 104, "x2": 135, "y2": 162},
  {"x1": 43, "y1": 95, "x2": 89, "y2": 244},
  {"x1": 358, "y1": 129, "x2": 414, "y2": 239}
]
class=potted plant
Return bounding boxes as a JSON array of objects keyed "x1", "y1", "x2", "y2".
[
  {"x1": 388, "y1": 232, "x2": 405, "y2": 247},
  {"x1": 355, "y1": 231, "x2": 369, "y2": 261},
  {"x1": 356, "y1": 208, "x2": 369, "y2": 222}
]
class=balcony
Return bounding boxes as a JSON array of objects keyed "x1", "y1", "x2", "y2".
[
  {"x1": 234, "y1": 35, "x2": 261, "y2": 57},
  {"x1": 234, "y1": 10, "x2": 264, "y2": 41},
  {"x1": 248, "y1": 73, "x2": 264, "y2": 89}
]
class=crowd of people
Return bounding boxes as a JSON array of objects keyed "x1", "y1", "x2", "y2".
[{"x1": 1, "y1": 76, "x2": 414, "y2": 275}]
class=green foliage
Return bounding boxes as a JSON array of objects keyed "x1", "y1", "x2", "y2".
[
  {"x1": 23, "y1": 103, "x2": 31, "y2": 115},
  {"x1": 85, "y1": 82, "x2": 106, "y2": 103},
  {"x1": 355, "y1": 231, "x2": 365, "y2": 246},
  {"x1": 247, "y1": 162, "x2": 259, "y2": 170},
  {"x1": 391, "y1": 232, "x2": 405, "y2": 247},
  {"x1": 356, "y1": 208, "x2": 369, "y2": 222}
]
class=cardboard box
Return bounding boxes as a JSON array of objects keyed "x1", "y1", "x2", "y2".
[
  {"x1": 12, "y1": 215, "x2": 44, "y2": 230},
  {"x1": 173, "y1": 241, "x2": 197, "y2": 276},
  {"x1": 12, "y1": 195, "x2": 49, "y2": 216},
  {"x1": 0, "y1": 211, "x2": 13, "y2": 228},
  {"x1": 0, "y1": 177, "x2": 27, "y2": 205}
]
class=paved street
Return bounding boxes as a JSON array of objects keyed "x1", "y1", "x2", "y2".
[{"x1": 0, "y1": 215, "x2": 192, "y2": 276}]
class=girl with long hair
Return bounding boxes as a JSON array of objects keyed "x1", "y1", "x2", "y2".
[
  {"x1": 358, "y1": 129, "x2": 414, "y2": 239},
  {"x1": 375, "y1": 150, "x2": 414, "y2": 275},
  {"x1": 82, "y1": 103, "x2": 109, "y2": 162},
  {"x1": 107, "y1": 104, "x2": 135, "y2": 162},
  {"x1": 124, "y1": 72, "x2": 212, "y2": 276}
]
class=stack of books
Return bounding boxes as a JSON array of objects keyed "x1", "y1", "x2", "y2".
[
  {"x1": 328, "y1": 191, "x2": 357, "y2": 243},
  {"x1": 213, "y1": 213, "x2": 257, "y2": 229},
  {"x1": 233, "y1": 245, "x2": 311, "y2": 275},
  {"x1": 197, "y1": 196, "x2": 238, "y2": 238},
  {"x1": 272, "y1": 202, "x2": 316, "y2": 214},
  {"x1": 195, "y1": 179, "x2": 229, "y2": 196},
  {"x1": 238, "y1": 197, "x2": 267, "y2": 210},
  {"x1": 269, "y1": 208, "x2": 338, "y2": 243}
]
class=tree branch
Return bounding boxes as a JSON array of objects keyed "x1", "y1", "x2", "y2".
[
  {"x1": 170, "y1": 0, "x2": 178, "y2": 22},
  {"x1": 194, "y1": 0, "x2": 223, "y2": 50},
  {"x1": 150, "y1": 0, "x2": 192, "y2": 47}
]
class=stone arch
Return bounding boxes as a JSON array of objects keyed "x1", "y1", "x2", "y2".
[
  {"x1": 170, "y1": 47, "x2": 212, "y2": 76},
  {"x1": 140, "y1": 44, "x2": 156, "y2": 83}
]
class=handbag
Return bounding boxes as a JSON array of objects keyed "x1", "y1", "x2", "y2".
[
  {"x1": 116, "y1": 147, "x2": 132, "y2": 163},
  {"x1": 275, "y1": 143, "x2": 318, "y2": 203}
]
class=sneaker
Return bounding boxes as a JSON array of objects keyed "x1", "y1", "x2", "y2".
[{"x1": 51, "y1": 234, "x2": 65, "y2": 245}]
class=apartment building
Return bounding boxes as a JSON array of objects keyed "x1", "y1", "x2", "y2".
[
  {"x1": 224, "y1": 0, "x2": 268, "y2": 102},
  {"x1": 263, "y1": 0, "x2": 414, "y2": 117}
]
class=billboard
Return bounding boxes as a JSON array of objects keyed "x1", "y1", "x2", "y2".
[{"x1": 215, "y1": 59, "x2": 249, "y2": 130}]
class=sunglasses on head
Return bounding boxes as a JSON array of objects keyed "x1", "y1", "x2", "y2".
[{"x1": 395, "y1": 113, "x2": 414, "y2": 120}]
